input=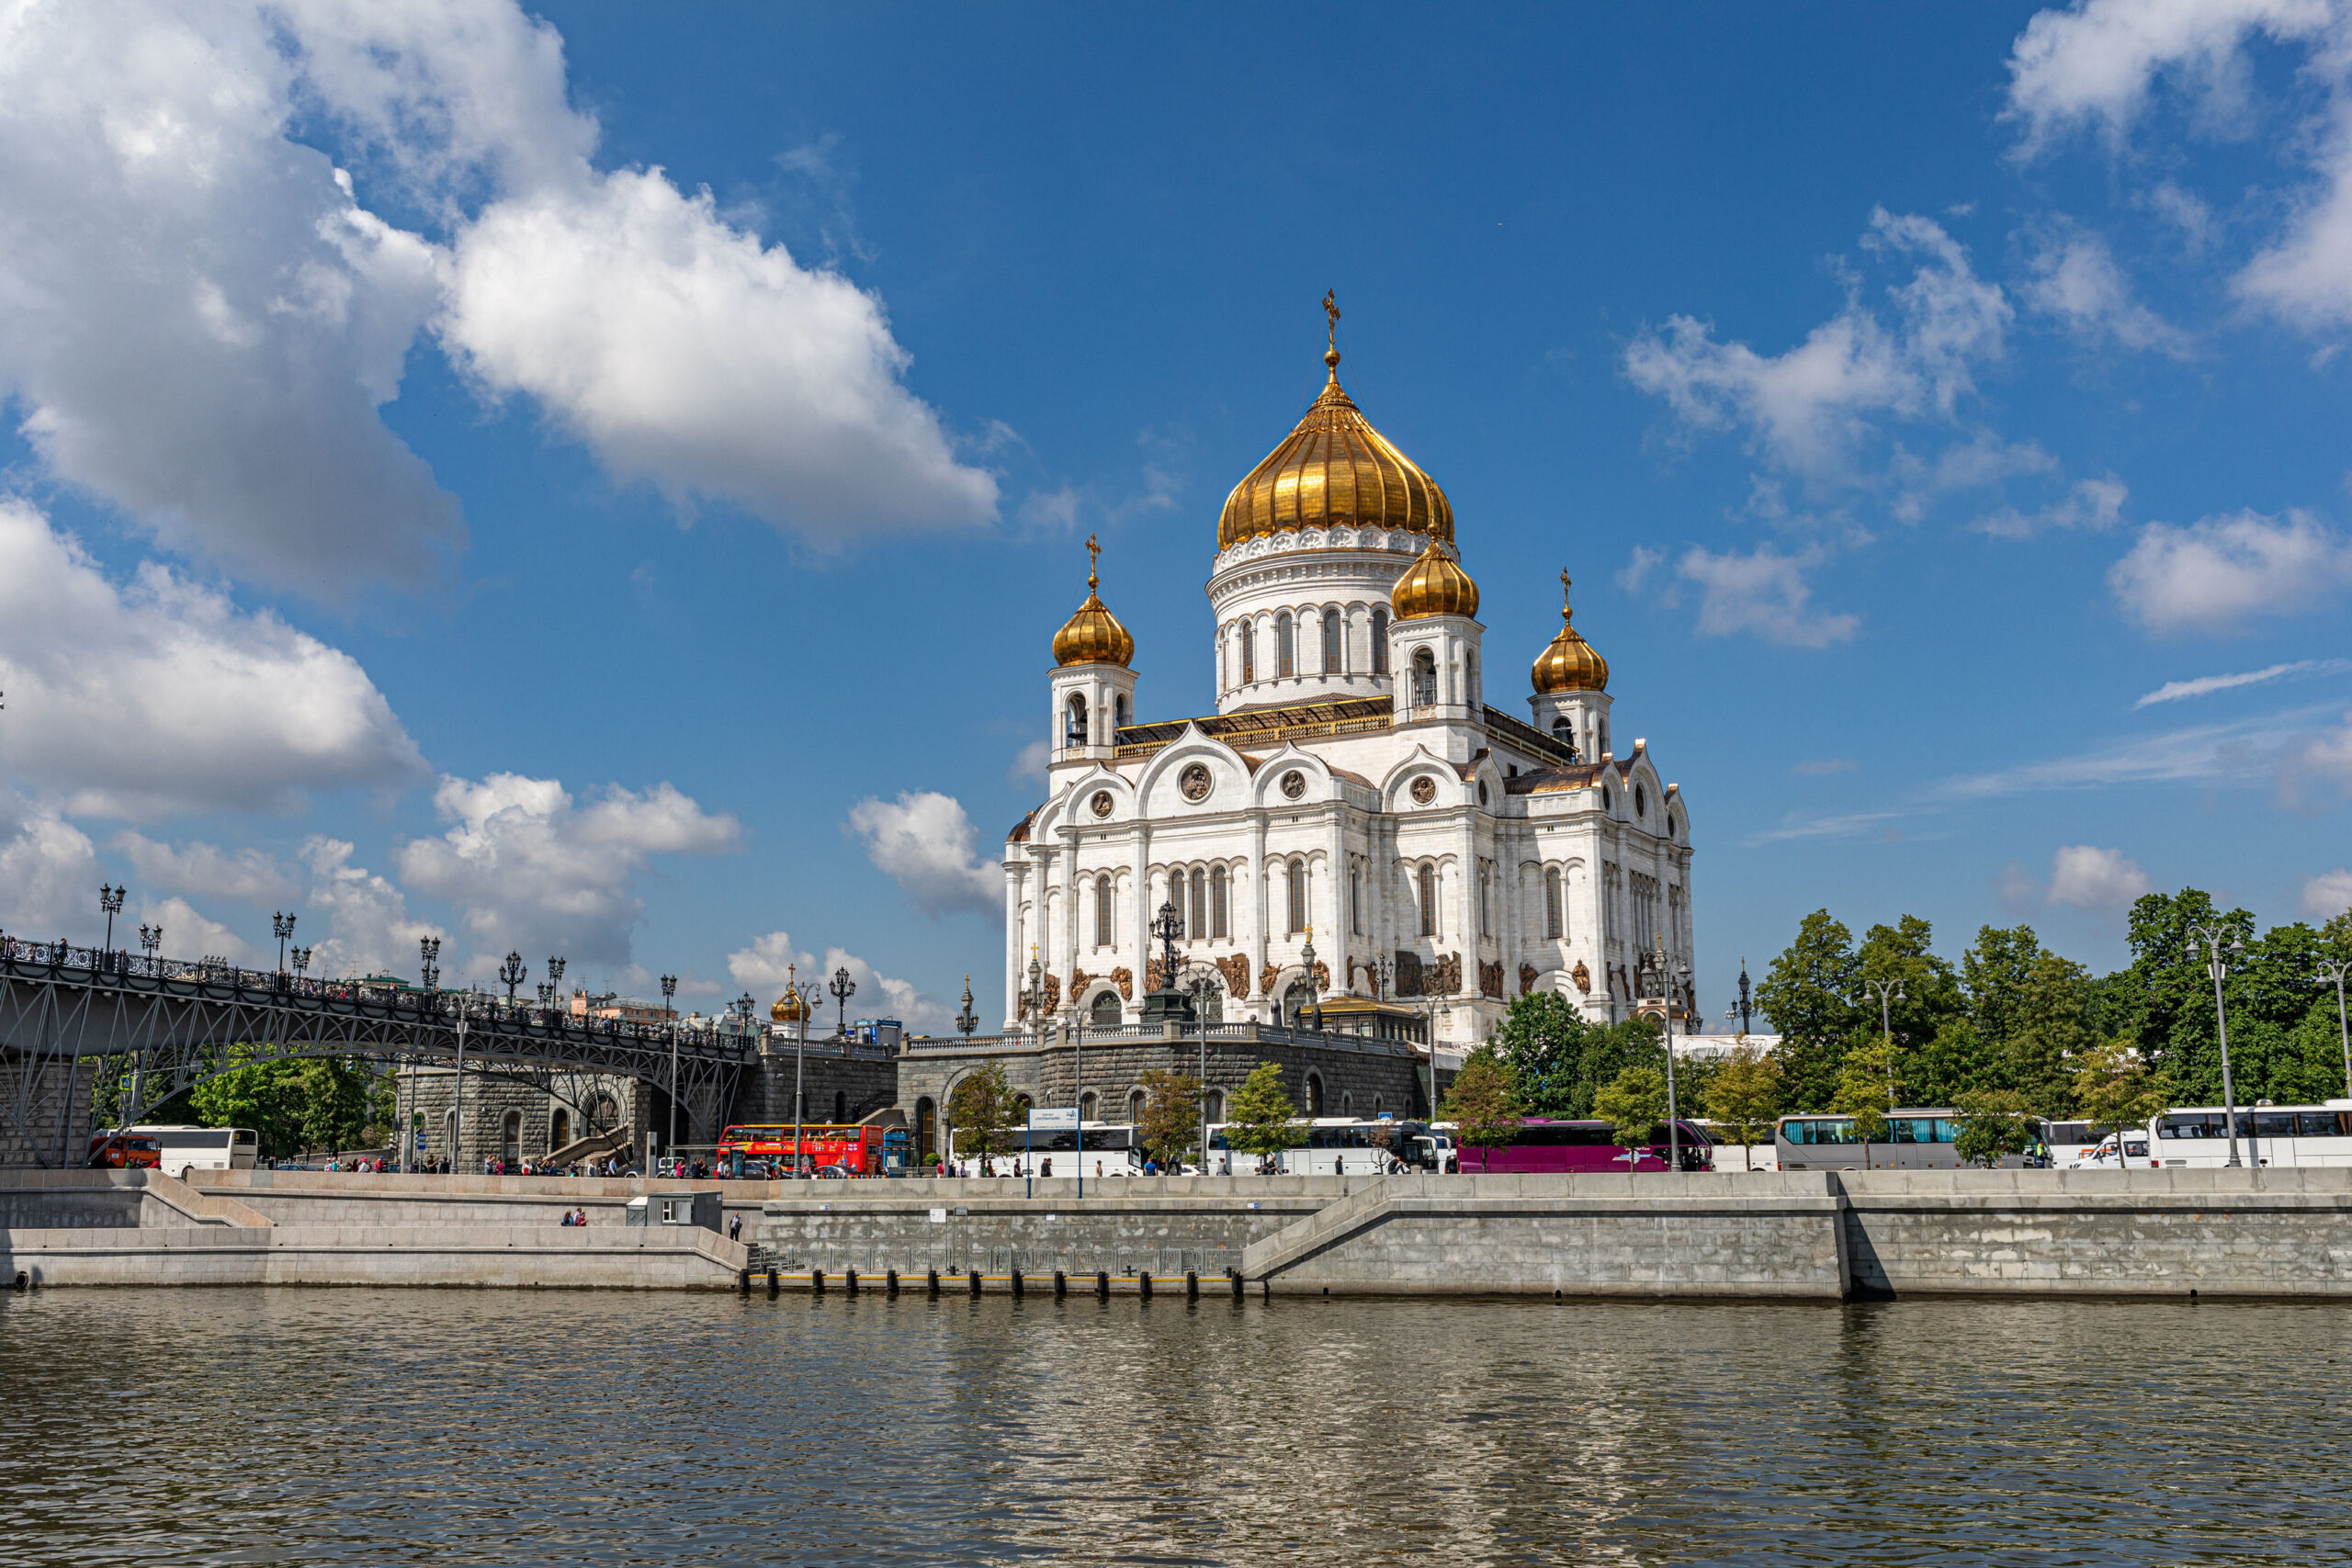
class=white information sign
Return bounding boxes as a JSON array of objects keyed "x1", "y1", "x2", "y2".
[
  {"x1": 928, "y1": 1208, "x2": 948, "y2": 1224},
  {"x1": 1029, "y1": 1106, "x2": 1080, "y2": 1132}
]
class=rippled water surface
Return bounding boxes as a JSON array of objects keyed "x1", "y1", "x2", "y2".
[{"x1": 5, "y1": 1287, "x2": 2350, "y2": 1565}]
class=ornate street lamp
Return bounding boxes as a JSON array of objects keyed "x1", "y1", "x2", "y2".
[
  {"x1": 1298, "y1": 927, "x2": 1323, "y2": 1032},
  {"x1": 1728, "y1": 958, "x2": 1755, "y2": 1038},
  {"x1": 290, "y1": 946, "x2": 312, "y2": 981},
  {"x1": 98, "y1": 884, "x2": 124, "y2": 958},
  {"x1": 956, "y1": 976, "x2": 978, "y2": 1038},
  {"x1": 548, "y1": 955, "x2": 568, "y2": 1021},
  {"x1": 418, "y1": 936, "x2": 441, "y2": 992},
  {"x1": 831, "y1": 966, "x2": 856, "y2": 1039},
  {"x1": 2319, "y1": 958, "x2": 2352, "y2": 1103},
  {"x1": 2188, "y1": 924, "x2": 2250, "y2": 1167},
  {"x1": 272, "y1": 910, "x2": 296, "y2": 973},
  {"x1": 661, "y1": 974, "x2": 680, "y2": 1167},
  {"x1": 499, "y1": 951, "x2": 527, "y2": 1006},
  {"x1": 1862, "y1": 976, "x2": 1905, "y2": 1110},
  {"x1": 1366, "y1": 954, "x2": 1392, "y2": 1002},
  {"x1": 139, "y1": 923, "x2": 162, "y2": 966}
]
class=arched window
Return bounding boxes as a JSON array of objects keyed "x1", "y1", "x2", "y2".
[
  {"x1": 915, "y1": 1097, "x2": 937, "y2": 1157},
  {"x1": 1079, "y1": 1090, "x2": 1098, "y2": 1121},
  {"x1": 1551, "y1": 716, "x2": 1577, "y2": 758},
  {"x1": 1465, "y1": 649, "x2": 1477, "y2": 702},
  {"x1": 1286, "y1": 859, "x2": 1307, "y2": 934},
  {"x1": 1066, "y1": 693, "x2": 1089, "y2": 747},
  {"x1": 1170, "y1": 873, "x2": 1188, "y2": 939},
  {"x1": 1306, "y1": 1073, "x2": 1326, "y2": 1116},
  {"x1": 1322, "y1": 608, "x2": 1341, "y2": 672},
  {"x1": 1204, "y1": 1090, "x2": 1225, "y2": 1124},
  {"x1": 1241, "y1": 623, "x2": 1255, "y2": 683},
  {"x1": 1095, "y1": 874, "x2": 1113, "y2": 947},
  {"x1": 500, "y1": 1111, "x2": 521, "y2": 1163},
  {"x1": 1114, "y1": 694, "x2": 1130, "y2": 730},
  {"x1": 1190, "y1": 867, "x2": 1207, "y2": 939},
  {"x1": 1349, "y1": 865, "x2": 1362, "y2": 934},
  {"x1": 1211, "y1": 866, "x2": 1228, "y2": 938},
  {"x1": 1418, "y1": 864, "x2": 1438, "y2": 937},
  {"x1": 1545, "y1": 868, "x2": 1564, "y2": 940},
  {"x1": 1341, "y1": 1091, "x2": 1354, "y2": 1116},
  {"x1": 1283, "y1": 980, "x2": 1317, "y2": 1028},
  {"x1": 1128, "y1": 1088, "x2": 1147, "y2": 1124},
  {"x1": 833, "y1": 1090, "x2": 848, "y2": 1122},
  {"x1": 1411, "y1": 647, "x2": 1437, "y2": 706},
  {"x1": 1477, "y1": 863, "x2": 1491, "y2": 937},
  {"x1": 1091, "y1": 989, "x2": 1123, "y2": 1026},
  {"x1": 1371, "y1": 607, "x2": 1389, "y2": 674},
  {"x1": 1277, "y1": 613, "x2": 1295, "y2": 677},
  {"x1": 549, "y1": 1109, "x2": 570, "y2": 1152}
]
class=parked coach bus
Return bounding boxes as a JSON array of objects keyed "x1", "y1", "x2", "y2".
[
  {"x1": 1774, "y1": 1110, "x2": 2046, "y2": 1170},
  {"x1": 1455, "y1": 1118, "x2": 1713, "y2": 1174},
  {"x1": 2145, "y1": 1103, "x2": 2352, "y2": 1168},
  {"x1": 131, "y1": 1124, "x2": 260, "y2": 1180},
  {"x1": 945, "y1": 1122, "x2": 1144, "y2": 1179},
  {"x1": 1206, "y1": 1118, "x2": 1445, "y2": 1176},
  {"x1": 716, "y1": 1122, "x2": 890, "y2": 1177}
]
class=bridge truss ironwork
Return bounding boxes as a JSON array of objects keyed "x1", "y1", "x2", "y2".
[{"x1": 0, "y1": 935, "x2": 755, "y2": 1168}]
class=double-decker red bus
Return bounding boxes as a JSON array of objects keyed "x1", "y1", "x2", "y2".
[{"x1": 717, "y1": 1123, "x2": 888, "y2": 1177}]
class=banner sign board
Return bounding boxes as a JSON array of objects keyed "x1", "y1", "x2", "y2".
[{"x1": 1029, "y1": 1107, "x2": 1080, "y2": 1131}]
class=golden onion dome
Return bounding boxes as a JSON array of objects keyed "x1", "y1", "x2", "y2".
[
  {"x1": 1532, "y1": 571, "x2": 1609, "y2": 693},
  {"x1": 770, "y1": 990, "x2": 807, "y2": 1024},
  {"x1": 1051, "y1": 536, "x2": 1135, "y2": 668},
  {"x1": 1216, "y1": 337, "x2": 1453, "y2": 552},
  {"x1": 1391, "y1": 538, "x2": 1480, "y2": 621}
]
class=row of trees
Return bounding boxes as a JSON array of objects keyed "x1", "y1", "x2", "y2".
[
  {"x1": 1758, "y1": 890, "x2": 2352, "y2": 1121},
  {"x1": 96, "y1": 1050, "x2": 397, "y2": 1159}
]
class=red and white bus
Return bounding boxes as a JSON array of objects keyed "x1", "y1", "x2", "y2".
[{"x1": 717, "y1": 1122, "x2": 888, "y2": 1177}]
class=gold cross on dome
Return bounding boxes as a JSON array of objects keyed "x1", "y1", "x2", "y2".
[
  {"x1": 1085, "y1": 533, "x2": 1101, "y2": 590},
  {"x1": 1561, "y1": 570, "x2": 1575, "y2": 614},
  {"x1": 1323, "y1": 289, "x2": 1341, "y2": 351}
]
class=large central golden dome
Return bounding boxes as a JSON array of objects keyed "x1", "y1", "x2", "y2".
[{"x1": 1216, "y1": 349, "x2": 1453, "y2": 551}]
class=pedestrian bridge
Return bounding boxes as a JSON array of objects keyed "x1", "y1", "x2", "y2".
[{"x1": 0, "y1": 935, "x2": 754, "y2": 1168}]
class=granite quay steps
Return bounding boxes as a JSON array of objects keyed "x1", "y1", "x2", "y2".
[{"x1": 2, "y1": 1169, "x2": 753, "y2": 1290}]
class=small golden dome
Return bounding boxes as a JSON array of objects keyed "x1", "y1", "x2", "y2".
[
  {"x1": 1051, "y1": 536, "x2": 1135, "y2": 668},
  {"x1": 1391, "y1": 538, "x2": 1480, "y2": 621},
  {"x1": 1532, "y1": 571, "x2": 1609, "y2": 693},
  {"x1": 1216, "y1": 321, "x2": 1453, "y2": 551},
  {"x1": 770, "y1": 990, "x2": 807, "y2": 1024}
]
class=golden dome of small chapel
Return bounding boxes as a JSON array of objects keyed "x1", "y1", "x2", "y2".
[
  {"x1": 1051, "y1": 535, "x2": 1135, "y2": 668},
  {"x1": 1532, "y1": 571, "x2": 1609, "y2": 693}
]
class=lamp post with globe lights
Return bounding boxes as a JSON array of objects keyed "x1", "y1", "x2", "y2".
[
  {"x1": 99, "y1": 884, "x2": 124, "y2": 964},
  {"x1": 548, "y1": 956, "x2": 567, "y2": 1022},
  {"x1": 2188, "y1": 923, "x2": 2250, "y2": 1168},
  {"x1": 272, "y1": 911, "x2": 296, "y2": 974},
  {"x1": 660, "y1": 974, "x2": 680, "y2": 1168},
  {"x1": 831, "y1": 967, "x2": 856, "y2": 1041}
]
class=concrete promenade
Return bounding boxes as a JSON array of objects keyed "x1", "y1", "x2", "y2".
[{"x1": 8, "y1": 1167, "x2": 2352, "y2": 1296}]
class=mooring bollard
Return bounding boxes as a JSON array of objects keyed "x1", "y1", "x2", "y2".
[
  {"x1": 1186, "y1": 1269, "x2": 1199, "y2": 1300},
  {"x1": 12, "y1": 1269, "x2": 28, "y2": 1292},
  {"x1": 968, "y1": 1268, "x2": 982, "y2": 1298},
  {"x1": 1053, "y1": 1269, "x2": 1068, "y2": 1298},
  {"x1": 887, "y1": 1269, "x2": 900, "y2": 1295},
  {"x1": 1095, "y1": 1269, "x2": 1109, "y2": 1299},
  {"x1": 1138, "y1": 1270, "x2": 1153, "y2": 1300},
  {"x1": 739, "y1": 1268, "x2": 751, "y2": 1295},
  {"x1": 927, "y1": 1268, "x2": 940, "y2": 1295},
  {"x1": 811, "y1": 1268, "x2": 825, "y2": 1294},
  {"x1": 1011, "y1": 1269, "x2": 1023, "y2": 1298},
  {"x1": 1230, "y1": 1269, "x2": 1244, "y2": 1302}
]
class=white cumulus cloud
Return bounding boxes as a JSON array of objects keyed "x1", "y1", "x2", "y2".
[
  {"x1": 0, "y1": 501, "x2": 426, "y2": 817},
  {"x1": 844, "y1": 791, "x2": 1001, "y2": 917},
  {"x1": 113, "y1": 832, "x2": 300, "y2": 905},
  {"x1": 2306, "y1": 868, "x2": 2352, "y2": 919},
  {"x1": 2019, "y1": 227, "x2": 2192, "y2": 354},
  {"x1": 2279, "y1": 711, "x2": 2352, "y2": 808},
  {"x1": 300, "y1": 837, "x2": 443, "y2": 982},
  {"x1": 1973, "y1": 475, "x2": 2130, "y2": 539},
  {"x1": 1674, "y1": 544, "x2": 1860, "y2": 648},
  {"x1": 2108, "y1": 509, "x2": 2352, "y2": 634},
  {"x1": 394, "y1": 773, "x2": 741, "y2": 969},
  {"x1": 0, "y1": 798, "x2": 99, "y2": 937},
  {"x1": 726, "y1": 929, "x2": 951, "y2": 1032},
  {"x1": 2047, "y1": 844, "x2": 2155, "y2": 910}
]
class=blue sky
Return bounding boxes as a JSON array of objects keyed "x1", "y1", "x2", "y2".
[{"x1": 2, "y1": 2, "x2": 2348, "y2": 1026}]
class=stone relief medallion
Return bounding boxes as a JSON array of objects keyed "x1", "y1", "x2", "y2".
[
  {"x1": 1280, "y1": 769, "x2": 1306, "y2": 800},
  {"x1": 1409, "y1": 775, "x2": 1437, "y2": 806},
  {"x1": 1180, "y1": 763, "x2": 1213, "y2": 802},
  {"x1": 1091, "y1": 790, "x2": 1114, "y2": 818}
]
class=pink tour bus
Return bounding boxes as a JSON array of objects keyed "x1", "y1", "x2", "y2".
[{"x1": 1456, "y1": 1118, "x2": 1714, "y2": 1174}]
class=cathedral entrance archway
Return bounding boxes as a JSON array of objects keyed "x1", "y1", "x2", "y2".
[
  {"x1": 1089, "y1": 990, "x2": 1123, "y2": 1027},
  {"x1": 1281, "y1": 979, "x2": 1317, "y2": 1028}
]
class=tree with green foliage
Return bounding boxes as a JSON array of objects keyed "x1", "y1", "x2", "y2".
[
  {"x1": 1962, "y1": 924, "x2": 2045, "y2": 1048},
  {"x1": 1758, "y1": 910, "x2": 1862, "y2": 1111},
  {"x1": 1906, "y1": 1016, "x2": 2002, "y2": 1108},
  {"x1": 946, "y1": 1062, "x2": 1019, "y2": 1167},
  {"x1": 1701, "y1": 1042, "x2": 1782, "y2": 1171},
  {"x1": 1133, "y1": 1068, "x2": 1203, "y2": 1170},
  {"x1": 189, "y1": 1054, "x2": 387, "y2": 1159},
  {"x1": 1488, "y1": 992, "x2": 1664, "y2": 1118},
  {"x1": 1594, "y1": 1066, "x2": 1667, "y2": 1171},
  {"x1": 1440, "y1": 1044, "x2": 1521, "y2": 1172},
  {"x1": 1831, "y1": 1036, "x2": 1894, "y2": 1166},
  {"x1": 1951, "y1": 1089, "x2": 2036, "y2": 1168},
  {"x1": 1221, "y1": 1061, "x2": 1306, "y2": 1169},
  {"x1": 2072, "y1": 1038, "x2": 2166, "y2": 1160}
]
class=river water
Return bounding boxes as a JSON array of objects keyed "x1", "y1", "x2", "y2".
[{"x1": 4, "y1": 1288, "x2": 2347, "y2": 1565}]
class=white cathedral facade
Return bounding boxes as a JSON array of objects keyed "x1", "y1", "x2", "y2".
[{"x1": 1001, "y1": 327, "x2": 1696, "y2": 1048}]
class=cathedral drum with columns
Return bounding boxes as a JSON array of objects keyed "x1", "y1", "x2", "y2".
[{"x1": 1003, "y1": 310, "x2": 1696, "y2": 1048}]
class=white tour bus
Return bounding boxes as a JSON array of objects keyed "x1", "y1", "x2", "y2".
[
  {"x1": 944, "y1": 1122, "x2": 1143, "y2": 1179},
  {"x1": 1205, "y1": 1117, "x2": 1447, "y2": 1176},
  {"x1": 2147, "y1": 1103, "x2": 2352, "y2": 1168},
  {"x1": 132, "y1": 1124, "x2": 260, "y2": 1179}
]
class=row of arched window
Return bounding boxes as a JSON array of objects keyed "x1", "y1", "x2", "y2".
[
  {"x1": 1063, "y1": 691, "x2": 1132, "y2": 749},
  {"x1": 1231, "y1": 606, "x2": 1391, "y2": 688}
]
